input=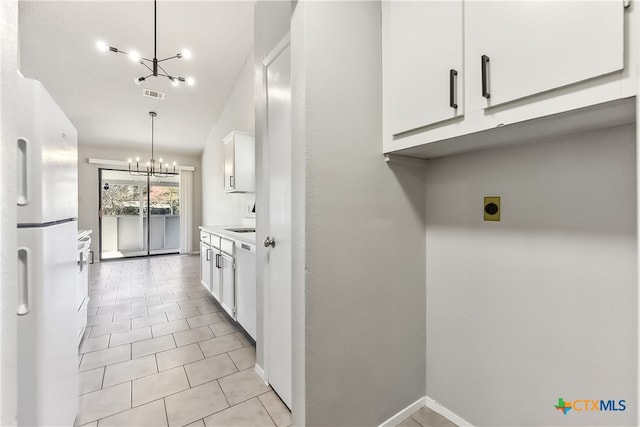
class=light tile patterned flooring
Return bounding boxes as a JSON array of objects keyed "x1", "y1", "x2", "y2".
[
  {"x1": 76, "y1": 254, "x2": 291, "y2": 427},
  {"x1": 399, "y1": 407, "x2": 458, "y2": 427}
]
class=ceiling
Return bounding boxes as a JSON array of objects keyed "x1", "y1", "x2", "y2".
[{"x1": 18, "y1": 1, "x2": 255, "y2": 155}]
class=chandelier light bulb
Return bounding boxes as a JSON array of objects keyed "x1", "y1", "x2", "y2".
[
  {"x1": 173, "y1": 161, "x2": 176, "y2": 166},
  {"x1": 180, "y1": 49, "x2": 192, "y2": 60},
  {"x1": 171, "y1": 78, "x2": 179, "y2": 87},
  {"x1": 186, "y1": 77, "x2": 195, "y2": 86},
  {"x1": 134, "y1": 77, "x2": 145, "y2": 85},
  {"x1": 96, "y1": 40, "x2": 109, "y2": 52},
  {"x1": 128, "y1": 158, "x2": 132, "y2": 163},
  {"x1": 159, "y1": 158, "x2": 163, "y2": 164},
  {"x1": 136, "y1": 157, "x2": 140, "y2": 162},
  {"x1": 129, "y1": 50, "x2": 141, "y2": 62}
]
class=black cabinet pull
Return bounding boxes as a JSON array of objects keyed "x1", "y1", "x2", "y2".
[
  {"x1": 481, "y1": 55, "x2": 490, "y2": 99},
  {"x1": 449, "y1": 69, "x2": 458, "y2": 109}
]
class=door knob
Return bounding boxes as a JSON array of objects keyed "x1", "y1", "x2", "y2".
[{"x1": 263, "y1": 237, "x2": 276, "y2": 248}]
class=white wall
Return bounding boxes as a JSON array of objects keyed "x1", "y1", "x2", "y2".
[
  {"x1": 201, "y1": 52, "x2": 255, "y2": 227},
  {"x1": 291, "y1": 2, "x2": 427, "y2": 425},
  {"x1": 0, "y1": 1, "x2": 18, "y2": 424},
  {"x1": 425, "y1": 125, "x2": 638, "y2": 426},
  {"x1": 77, "y1": 144, "x2": 202, "y2": 258}
]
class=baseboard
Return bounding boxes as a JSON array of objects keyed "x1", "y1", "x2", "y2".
[
  {"x1": 254, "y1": 363, "x2": 267, "y2": 385},
  {"x1": 425, "y1": 396, "x2": 474, "y2": 427},
  {"x1": 378, "y1": 397, "x2": 426, "y2": 427}
]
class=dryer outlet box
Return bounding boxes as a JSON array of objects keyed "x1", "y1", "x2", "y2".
[{"x1": 484, "y1": 196, "x2": 500, "y2": 221}]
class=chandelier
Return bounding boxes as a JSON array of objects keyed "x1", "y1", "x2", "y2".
[
  {"x1": 129, "y1": 112, "x2": 178, "y2": 177},
  {"x1": 96, "y1": 0, "x2": 194, "y2": 87}
]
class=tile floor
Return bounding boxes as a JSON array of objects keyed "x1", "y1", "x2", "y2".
[
  {"x1": 399, "y1": 407, "x2": 458, "y2": 427},
  {"x1": 76, "y1": 254, "x2": 291, "y2": 427}
]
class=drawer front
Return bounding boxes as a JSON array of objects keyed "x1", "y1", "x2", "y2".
[
  {"x1": 210, "y1": 234, "x2": 222, "y2": 249},
  {"x1": 200, "y1": 230, "x2": 210, "y2": 244},
  {"x1": 220, "y1": 237, "x2": 235, "y2": 255}
]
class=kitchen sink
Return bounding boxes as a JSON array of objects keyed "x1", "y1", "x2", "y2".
[{"x1": 225, "y1": 228, "x2": 256, "y2": 233}]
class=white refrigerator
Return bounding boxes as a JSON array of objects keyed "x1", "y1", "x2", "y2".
[{"x1": 17, "y1": 77, "x2": 79, "y2": 426}]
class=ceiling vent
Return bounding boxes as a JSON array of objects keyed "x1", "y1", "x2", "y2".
[{"x1": 143, "y1": 89, "x2": 165, "y2": 100}]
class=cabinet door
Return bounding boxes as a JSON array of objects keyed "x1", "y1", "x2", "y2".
[
  {"x1": 200, "y1": 242, "x2": 212, "y2": 292},
  {"x1": 466, "y1": 1, "x2": 624, "y2": 112},
  {"x1": 224, "y1": 139, "x2": 235, "y2": 191},
  {"x1": 211, "y1": 251, "x2": 222, "y2": 302},
  {"x1": 383, "y1": 0, "x2": 463, "y2": 135},
  {"x1": 220, "y1": 253, "x2": 236, "y2": 319}
]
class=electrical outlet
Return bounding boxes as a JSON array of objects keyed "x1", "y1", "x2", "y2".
[{"x1": 484, "y1": 196, "x2": 500, "y2": 221}]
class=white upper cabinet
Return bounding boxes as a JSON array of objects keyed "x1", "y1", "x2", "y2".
[
  {"x1": 223, "y1": 131, "x2": 255, "y2": 193},
  {"x1": 465, "y1": 1, "x2": 624, "y2": 113},
  {"x1": 382, "y1": 0, "x2": 635, "y2": 158},
  {"x1": 383, "y1": 0, "x2": 463, "y2": 135}
]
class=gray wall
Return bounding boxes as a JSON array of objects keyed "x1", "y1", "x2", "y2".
[
  {"x1": 291, "y1": 2, "x2": 427, "y2": 425},
  {"x1": 201, "y1": 52, "x2": 256, "y2": 228},
  {"x1": 1, "y1": 0, "x2": 18, "y2": 424},
  {"x1": 254, "y1": 0, "x2": 291, "y2": 379},
  {"x1": 425, "y1": 125, "x2": 638, "y2": 426},
  {"x1": 77, "y1": 144, "x2": 202, "y2": 258}
]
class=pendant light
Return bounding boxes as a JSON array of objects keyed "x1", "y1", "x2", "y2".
[
  {"x1": 128, "y1": 112, "x2": 178, "y2": 177},
  {"x1": 96, "y1": 0, "x2": 194, "y2": 87}
]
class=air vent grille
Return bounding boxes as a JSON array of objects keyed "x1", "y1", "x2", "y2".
[{"x1": 143, "y1": 89, "x2": 165, "y2": 100}]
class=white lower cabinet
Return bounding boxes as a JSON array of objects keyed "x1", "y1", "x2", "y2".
[
  {"x1": 77, "y1": 233, "x2": 92, "y2": 345},
  {"x1": 199, "y1": 228, "x2": 256, "y2": 337}
]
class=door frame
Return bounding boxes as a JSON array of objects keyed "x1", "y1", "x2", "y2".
[
  {"x1": 261, "y1": 33, "x2": 291, "y2": 399},
  {"x1": 98, "y1": 168, "x2": 180, "y2": 261}
]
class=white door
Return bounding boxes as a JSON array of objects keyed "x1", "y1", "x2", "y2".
[
  {"x1": 383, "y1": 0, "x2": 463, "y2": 135},
  {"x1": 264, "y1": 39, "x2": 292, "y2": 409},
  {"x1": 465, "y1": 1, "x2": 624, "y2": 112}
]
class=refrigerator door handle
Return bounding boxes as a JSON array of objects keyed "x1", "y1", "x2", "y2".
[
  {"x1": 17, "y1": 247, "x2": 31, "y2": 315},
  {"x1": 17, "y1": 138, "x2": 30, "y2": 206}
]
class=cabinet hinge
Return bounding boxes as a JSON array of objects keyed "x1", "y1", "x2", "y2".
[
  {"x1": 624, "y1": 0, "x2": 630, "y2": 8},
  {"x1": 232, "y1": 263, "x2": 236, "y2": 270}
]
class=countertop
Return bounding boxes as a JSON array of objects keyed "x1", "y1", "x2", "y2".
[
  {"x1": 77, "y1": 229, "x2": 93, "y2": 240},
  {"x1": 200, "y1": 225, "x2": 256, "y2": 245}
]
